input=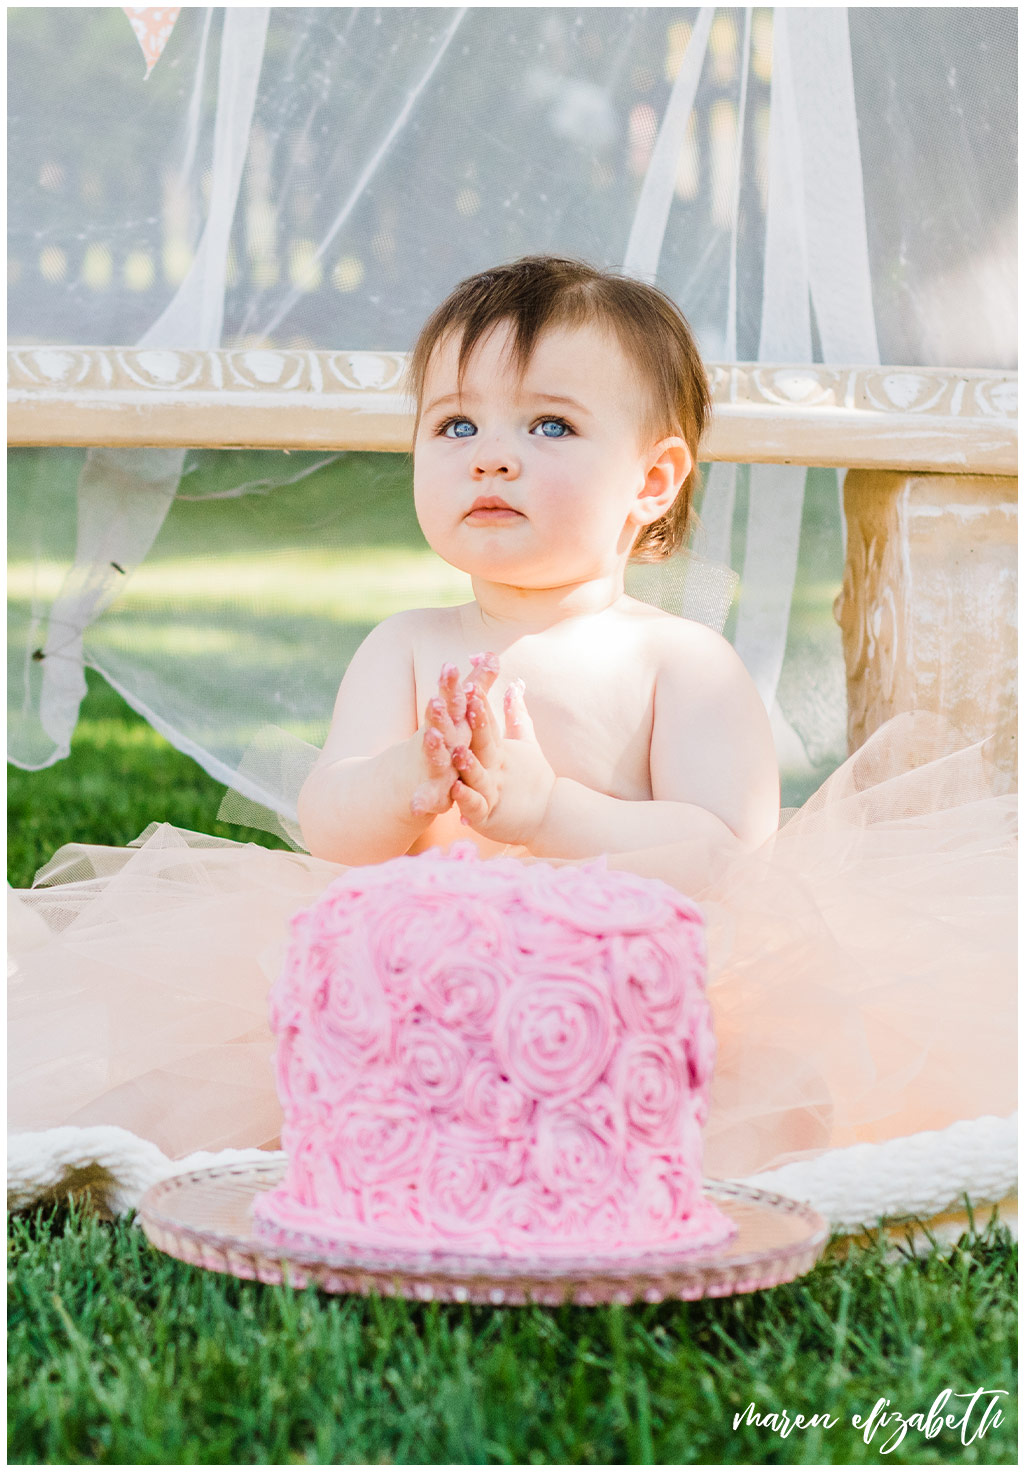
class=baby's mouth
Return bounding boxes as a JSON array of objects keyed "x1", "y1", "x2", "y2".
[{"x1": 465, "y1": 496, "x2": 525, "y2": 524}]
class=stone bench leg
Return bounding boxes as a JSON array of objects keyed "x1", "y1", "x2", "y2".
[{"x1": 835, "y1": 471, "x2": 1018, "y2": 779}]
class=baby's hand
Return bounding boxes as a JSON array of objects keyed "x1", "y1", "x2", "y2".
[
  {"x1": 408, "y1": 662, "x2": 472, "y2": 818},
  {"x1": 450, "y1": 674, "x2": 557, "y2": 846}
]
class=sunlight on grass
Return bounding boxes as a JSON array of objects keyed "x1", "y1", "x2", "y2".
[
  {"x1": 82, "y1": 622, "x2": 366, "y2": 661},
  {"x1": 98, "y1": 626, "x2": 252, "y2": 657},
  {"x1": 8, "y1": 546, "x2": 843, "y2": 663},
  {"x1": 8, "y1": 549, "x2": 475, "y2": 622},
  {"x1": 71, "y1": 717, "x2": 178, "y2": 752},
  {"x1": 71, "y1": 711, "x2": 328, "y2": 753},
  {"x1": 9, "y1": 557, "x2": 842, "y2": 638}
]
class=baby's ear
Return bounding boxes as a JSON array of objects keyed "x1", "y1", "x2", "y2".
[{"x1": 632, "y1": 437, "x2": 692, "y2": 526}]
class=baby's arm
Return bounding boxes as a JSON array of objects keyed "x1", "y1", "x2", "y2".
[{"x1": 298, "y1": 614, "x2": 463, "y2": 864}]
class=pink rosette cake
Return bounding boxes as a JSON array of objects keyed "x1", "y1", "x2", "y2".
[{"x1": 252, "y1": 846, "x2": 736, "y2": 1261}]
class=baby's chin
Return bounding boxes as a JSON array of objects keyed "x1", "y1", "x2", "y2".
[
  {"x1": 436, "y1": 548, "x2": 597, "y2": 589},
  {"x1": 424, "y1": 526, "x2": 610, "y2": 589}
]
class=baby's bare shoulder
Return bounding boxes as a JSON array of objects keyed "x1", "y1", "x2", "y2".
[
  {"x1": 619, "y1": 600, "x2": 742, "y2": 682},
  {"x1": 373, "y1": 604, "x2": 458, "y2": 635},
  {"x1": 630, "y1": 611, "x2": 765, "y2": 742},
  {"x1": 603, "y1": 597, "x2": 738, "y2": 683},
  {"x1": 376, "y1": 606, "x2": 472, "y2": 712},
  {"x1": 360, "y1": 604, "x2": 461, "y2": 654}
]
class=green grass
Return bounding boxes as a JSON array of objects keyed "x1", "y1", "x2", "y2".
[
  {"x1": 7, "y1": 670, "x2": 293, "y2": 890},
  {"x1": 8, "y1": 673, "x2": 1018, "y2": 1464},
  {"x1": 7, "y1": 1200, "x2": 1017, "y2": 1465}
]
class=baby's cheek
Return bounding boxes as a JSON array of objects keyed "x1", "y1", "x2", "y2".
[
  {"x1": 550, "y1": 463, "x2": 610, "y2": 514},
  {"x1": 412, "y1": 468, "x2": 454, "y2": 538}
]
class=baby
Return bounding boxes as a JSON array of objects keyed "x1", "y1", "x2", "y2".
[{"x1": 299, "y1": 257, "x2": 779, "y2": 889}]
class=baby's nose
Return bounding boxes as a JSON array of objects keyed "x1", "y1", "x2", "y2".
[{"x1": 471, "y1": 444, "x2": 521, "y2": 479}]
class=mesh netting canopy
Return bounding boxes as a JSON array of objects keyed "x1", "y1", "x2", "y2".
[{"x1": 8, "y1": 6, "x2": 1017, "y2": 813}]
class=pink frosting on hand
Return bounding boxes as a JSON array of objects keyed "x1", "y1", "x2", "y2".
[{"x1": 253, "y1": 848, "x2": 736, "y2": 1259}]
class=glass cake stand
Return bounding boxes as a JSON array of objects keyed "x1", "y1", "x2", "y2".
[{"x1": 138, "y1": 1160, "x2": 829, "y2": 1305}]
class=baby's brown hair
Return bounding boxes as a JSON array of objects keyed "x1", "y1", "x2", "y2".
[{"x1": 408, "y1": 256, "x2": 711, "y2": 560}]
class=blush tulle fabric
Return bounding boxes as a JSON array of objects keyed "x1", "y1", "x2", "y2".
[{"x1": 8, "y1": 713, "x2": 1017, "y2": 1178}]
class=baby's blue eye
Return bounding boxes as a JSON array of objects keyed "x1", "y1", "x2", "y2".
[
  {"x1": 534, "y1": 418, "x2": 571, "y2": 438},
  {"x1": 443, "y1": 418, "x2": 476, "y2": 438}
]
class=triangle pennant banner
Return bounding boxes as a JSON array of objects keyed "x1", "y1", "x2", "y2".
[{"x1": 123, "y1": 7, "x2": 181, "y2": 79}]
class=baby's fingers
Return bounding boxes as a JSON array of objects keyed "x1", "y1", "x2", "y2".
[
  {"x1": 439, "y1": 661, "x2": 467, "y2": 726},
  {"x1": 465, "y1": 685, "x2": 501, "y2": 766},
  {"x1": 468, "y1": 651, "x2": 500, "y2": 697},
  {"x1": 450, "y1": 741, "x2": 497, "y2": 824},
  {"x1": 451, "y1": 780, "x2": 490, "y2": 827},
  {"x1": 410, "y1": 725, "x2": 456, "y2": 816},
  {"x1": 422, "y1": 724, "x2": 451, "y2": 776},
  {"x1": 451, "y1": 744, "x2": 496, "y2": 828},
  {"x1": 453, "y1": 741, "x2": 491, "y2": 824},
  {"x1": 504, "y1": 678, "x2": 536, "y2": 741},
  {"x1": 451, "y1": 742, "x2": 496, "y2": 799},
  {"x1": 425, "y1": 694, "x2": 457, "y2": 748},
  {"x1": 410, "y1": 773, "x2": 456, "y2": 817}
]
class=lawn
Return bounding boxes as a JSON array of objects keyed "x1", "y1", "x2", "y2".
[
  {"x1": 7, "y1": 672, "x2": 1018, "y2": 1464},
  {"x1": 6, "y1": 1196, "x2": 1016, "y2": 1465}
]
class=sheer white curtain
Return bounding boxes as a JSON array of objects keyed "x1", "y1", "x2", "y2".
[{"x1": 7, "y1": 6, "x2": 1017, "y2": 810}]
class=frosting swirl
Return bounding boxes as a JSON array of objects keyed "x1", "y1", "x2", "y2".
[
  {"x1": 613, "y1": 1035, "x2": 687, "y2": 1145},
  {"x1": 275, "y1": 1026, "x2": 332, "y2": 1123},
  {"x1": 416, "y1": 956, "x2": 509, "y2": 1038},
  {"x1": 329, "y1": 1079, "x2": 433, "y2": 1188},
  {"x1": 632, "y1": 1145, "x2": 701, "y2": 1235},
  {"x1": 462, "y1": 1059, "x2": 534, "y2": 1138},
  {"x1": 687, "y1": 1004, "x2": 717, "y2": 1105},
  {"x1": 359, "y1": 1180, "x2": 424, "y2": 1237},
  {"x1": 371, "y1": 894, "x2": 504, "y2": 984},
  {"x1": 305, "y1": 937, "x2": 392, "y2": 1072},
  {"x1": 532, "y1": 1084, "x2": 623, "y2": 1197},
  {"x1": 422, "y1": 1147, "x2": 504, "y2": 1235},
  {"x1": 611, "y1": 931, "x2": 699, "y2": 1036},
  {"x1": 488, "y1": 1183, "x2": 565, "y2": 1243},
  {"x1": 396, "y1": 1011, "x2": 470, "y2": 1109},
  {"x1": 495, "y1": 974, "x2": 616, "y2": 1099},
  {"x1": 524, "y1": 861, "x2": 681, "y2": 935}
]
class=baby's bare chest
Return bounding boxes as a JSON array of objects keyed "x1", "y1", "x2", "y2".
[{"x1": 413, "y1": 629, "x2": 658, "y2": 801}]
